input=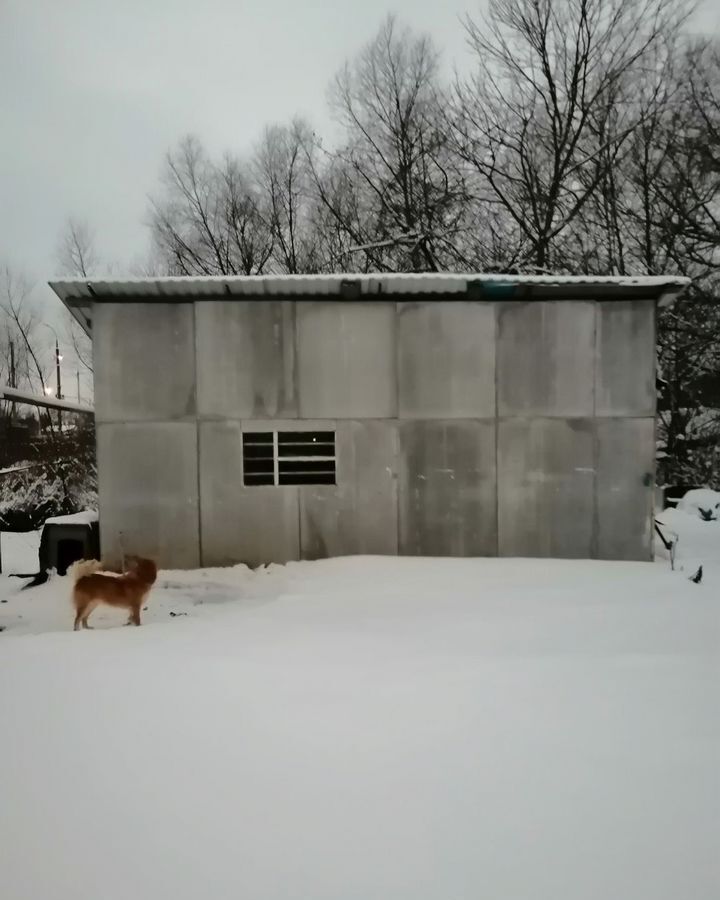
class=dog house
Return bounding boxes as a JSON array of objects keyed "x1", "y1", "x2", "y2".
[
  {"x1": 49, "y1": 273, "x2": 689, "y2": 568},
  {"x1": 39, "y1": 512, "x2": 100, "y2": 576}
]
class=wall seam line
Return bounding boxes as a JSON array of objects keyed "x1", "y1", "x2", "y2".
[
  {"x1": 194, "y1": 301, "x2": 203, "y2": 568},
  {"x1": 494, "y1": 301, "x2": 500, "y2": 557},
  {"x1": 592, "y1": 301, "x2": 599, "y2": 560}
]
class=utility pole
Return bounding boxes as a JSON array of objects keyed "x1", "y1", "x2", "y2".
[
  {"x1": 55, "y1": 338, "x2": 63, "y2": 429},
  {"x1": 55, "y1": 338, "x2": 62, "y2": 401},
  {"x1": 43, "y1": 325, "x2": 64, "y2": 430},
  {"x1": 77, "y1": 370, "x2": 81, "y2": 404},
  {"x1": 8, "y1": 340, "x2": 17, "y2": 420}
]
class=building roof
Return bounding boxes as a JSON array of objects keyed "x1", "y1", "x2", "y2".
[{"x1": 49, "y1": 272, "x2": 691, "y2": 335}]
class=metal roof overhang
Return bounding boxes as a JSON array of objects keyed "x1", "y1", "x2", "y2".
[{"x1": 49, "y1": 273, "x2": 691, "y2": 337}]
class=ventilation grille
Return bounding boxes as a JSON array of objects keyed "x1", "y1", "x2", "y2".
[{"x1": 243, "y1": 431, "x2": 336, "y2": 486}]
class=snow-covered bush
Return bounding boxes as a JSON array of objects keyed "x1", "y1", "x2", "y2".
[
  {"x1": 0, "y1": 417, "x2": 97, "y2": 531},
  {"x1": 677, "y1": 488, "x2": 720, "y2": 521}
]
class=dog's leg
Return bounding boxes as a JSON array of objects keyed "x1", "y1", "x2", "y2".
[
  {"x1": 130, "y1": 605, "x2": 142, "y2": 627},
  {"x1": 73, "y1": 595, "x2": 85, "y2": 632},
  {"x1": 81, "y1": 600, "x2": 99, "y2": 630}
]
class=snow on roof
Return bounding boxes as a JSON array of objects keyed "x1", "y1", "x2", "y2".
[
  {"x1": 1, "y1": 385, "x2": 94, "y2": 416},
  {"x1": 44, "y1": 510, "x2": 98, "y2": 527},
  {"x1": 50, "y1": 271, "x2": 690, "y2": 298},
  {"x1": 49, "y1": 272, "x2": 691, "y2": 336}
]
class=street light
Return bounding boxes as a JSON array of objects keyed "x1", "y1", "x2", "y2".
[
  {"x1": 42, "y1": 323, "x2": 63, "y2": 401},
  {"x1": 43, "y1": 323, "x2": 63, "y2": 429}
]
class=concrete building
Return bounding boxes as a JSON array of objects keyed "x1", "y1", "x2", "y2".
[{"x1": 50, "y1": 273, "x2": 689, "y2": 569}]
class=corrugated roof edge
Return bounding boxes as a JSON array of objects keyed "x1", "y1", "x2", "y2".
[
  {"x1": 49, "y1": 272, "x2": 691, "y2": 336},
  {"x1": 49, "y1": 272, "x2": 691, "y2": 292}
]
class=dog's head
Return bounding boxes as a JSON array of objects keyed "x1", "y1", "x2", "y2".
[{"x1": 125, "y1": 555, "x2": 158, "y2": 585}]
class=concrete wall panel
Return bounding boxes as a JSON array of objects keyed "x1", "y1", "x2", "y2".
[
  {"x1": 498, "y1": 418, "x2": 595, "y2": 558},
  {"x1": 199, "y1": 420, "x2": 299, "y2": 567},
  {"x1": 195, "y1": 301, "x2": 297, "y2": 419},
  {"x1": 297, "y1": 302, "x2": 396, "y2": 418},
  {"x1": 596, "y1": 418, "x2": 655, "y2": 560},
  {"x1": 94, "y1": 303, "x2": 196, "y2": 422},
  {"x1": 398, "y1": 301, "x2": 496, "y2": 418},
  {"x1": 399, "y1": 420, "x2": 497, "y2": 556},
  {"x1": 92, "y1": 296, "x2": 660, "y2": 566},
  {"x1": 300, "y1": 420, "x2": 398, "y2": 559},
  {"x1": 497, "y1": 301, "x2": 595, "y2": 416},
  {"x1": 97, "y1": 422, "x2": 199, "y2": 568},
  {"x1": 596, "y1": 300, "x2": 655, "y2": 416}
]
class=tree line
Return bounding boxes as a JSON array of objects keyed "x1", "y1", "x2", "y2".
[
  {"x1": 147, "y1": 2, "x2": 720, "y2": 487},
  {"x1": 4, "y1": 0, "x2": 720, "y2": 489}
]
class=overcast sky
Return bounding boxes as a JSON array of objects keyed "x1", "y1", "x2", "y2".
[{"x1": 2, "y1": 0, "x2": 719, "y2": 312}]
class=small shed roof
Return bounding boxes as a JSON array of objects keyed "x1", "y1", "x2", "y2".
[{"x1": 49, "y1": 272, "x2": 691, "y2": 336}]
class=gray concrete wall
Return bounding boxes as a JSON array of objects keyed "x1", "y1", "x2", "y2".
[
  {"x1": 197, "y1": 418, "x2": 399, "y2": 566},
  {"x1": 198, "y1": 419, "x2": 300, "y2": 568},
  {"x1": 398, "y1": 301, "x2": 495, "y2": 418},
  {"x1": 93, "y1": 296, "x2": 657, "y2": 567},
  {"x1": 399, "y1": 420, "x2": 497, "y2": 556},
  {"x1": 596, "y1": 418, "x2": 655, "y2": 560},
  {"x1": 497, "y1": 300, "x2": 596, "y2": 417},
  {"x1": 93, "y1": 301, "x2": 200, "y2": 568},
  {"x1": 595, "y1": 300, "x2": 656, "y2": 417},
  {"x1": 195, "y1": 301, "x2": 297, "y2": 419},
  {"x1": 97, "y1": 422, "x2": 200, "y2": 568},
  {"x1": 94, "y1": 303, "x2": 196, "y2": 423},
  {"x1": 497, "y1": 418, "x2": 595, "y2": 558},
  {"x1": 300, "y1": 420, "x2": 399, "y2": 560},
  {"x1": 296, "y1": 302, "x2": 396, "y2": 418}
]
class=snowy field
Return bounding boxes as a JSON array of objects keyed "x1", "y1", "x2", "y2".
[
  {"x1": 0, "y1": 529, "x2": 42, "y2": 575},
  {"x1": 1, "y1": 511, "x2": 718, "y2": 900}
]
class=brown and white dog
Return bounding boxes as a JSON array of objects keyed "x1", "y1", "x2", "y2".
[{"x1": 70, "y1": 556, "x2": 157, "y2": 631}]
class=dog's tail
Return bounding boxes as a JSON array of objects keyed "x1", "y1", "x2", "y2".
[{"x1": 67, "y1": 559, "x2": 104, "y2": 583}]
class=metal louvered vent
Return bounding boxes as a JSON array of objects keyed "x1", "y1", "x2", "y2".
[{"x1": 242, "y1": 431, "x2": 336, "y2": 486}]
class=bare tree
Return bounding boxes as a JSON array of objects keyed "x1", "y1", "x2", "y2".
[
  {"x1": 654, "y1": 41, "x2": 720, "y2": 271},
  {"x1": 452, "y1": 0, "x2": 691, "y2": 271},
  {"x1": 254, "y1": 120, "x2": 321, "y2": 273},
  {"x1": 151, "y1": 136, "x2": 226, "y2": 275},
  {"x1": 150, "y1": 136, "x2": 273, "y2": 277},
  {"x1": 566, "y1": 34, "x2": 720, "y2": 485},
  {"x1": 0, "y1": 268, "x2": 39, "y2": 469},
  {"x1": 0, "y1": 266, "x2": 46, "y2": 396},
  {"x1": 1, "y1": 267, "x2": 59, "y2": 449},
  {"x1": 0, "y1": 265, "x2": 92, "y2": 511},
  {"x1": 304, "y1": 148, "x2": 385, "y2": 272},
  {"x1": 317, "y1": 16, "x2": 466, "y2": 272},
  {"x1": 58, "y1": 218, "x2": 100, "y2": 278},
  {"x1": 56, "y1": 218, "x2": 98, "y2": 376},
  {"x1": 45, "y1": 9, "x2": 720, "y2": 489},
  {"x1": 634, "y1": 40, "x2": 720, "y2": 485},
  {"x1": 220, "y1": 154, "x2": 275, "y2": 275}
]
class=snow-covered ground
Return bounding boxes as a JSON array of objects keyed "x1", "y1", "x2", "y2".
[
  {"x1": 0, "y1": 529, "x2": 41, "y2": 574},
  {"x1": 1, "y1": 513, "x2": 718, "y2": 900}
]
